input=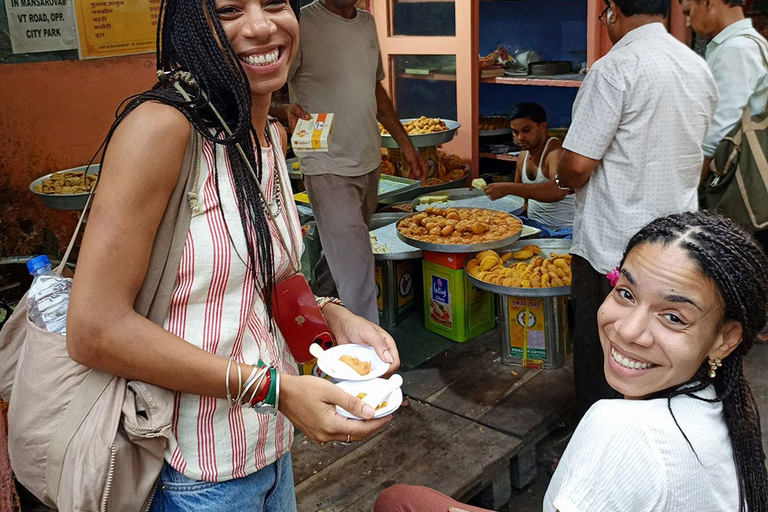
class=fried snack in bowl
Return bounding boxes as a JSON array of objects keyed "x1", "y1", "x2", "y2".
[
  {"x1": 33, "y1": 170, "x2": 97, "y2": 195},
  {"x1": 340, "y1": 355, "x2": 372, "y2": 376},
  {"x1": 466, "y1": 247, "x2": 573, "y2": 289},
  {"x1": 397, "y1": 208, "x2": 521, "y2": 246}
]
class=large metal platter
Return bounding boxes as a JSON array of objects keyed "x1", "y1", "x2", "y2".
[
  {"x1": 412, "y1": 188, "x2": 524, "y2": 216},
  {"x1": 395, "y1": 209, "x2": 522, "y2": 254},
  {"x1": 380, "y1": 119, "x2": 460, "y2": 149},
  {"x1": 370, "y1": 222, "x2": 423, "y2": 261},
  {"x1": 30, "y1": 165, "x2": 100, "y2": 211},
  {"x1": 479, "y1": 127, "x2": 514, "y2": 137},
  {"x1": 465, "y1": 238, "x2": 572, "y2": 297},
  {"x1": 378, "y1": 170, "x2": 469, "y2": 205}
]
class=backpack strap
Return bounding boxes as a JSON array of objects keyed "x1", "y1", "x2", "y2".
[{"x1": 740, "y1": 34, "x2": 768, "y2": 113}]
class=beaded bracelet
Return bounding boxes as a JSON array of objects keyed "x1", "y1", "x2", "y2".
[{"x1": 315, "y1": 296, "x2": 345, "y2": 310}]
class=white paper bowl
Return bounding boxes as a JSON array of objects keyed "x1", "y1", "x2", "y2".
[
  {"x1": 335, "y1": 378, "x2": 403, "y2": 419},
  {"x1": 316, "y1": 344, "x2": 391, "y2": 381}
]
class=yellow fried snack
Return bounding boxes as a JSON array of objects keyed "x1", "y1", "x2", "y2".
[
  {"x1": 521, "y1": 244, "x2": 541, "y2": 255},
  {"x1": 513, "y1": 249, "x2": 534, "y2": 260},
  {"x1": 357, "y1": 393, "x2": 388, "y2": 410},
  {"x1": 480, "y1": 256, "x2": 500, "y2": 271},
  {"x1": 340, "y1": 355, "x2": 372, "y2": 376},
  {"x1": 34, "y1": 171, "x2": 98, "y2": 195},
  {"x1": 467, "y1": 247, "x2": 573, "y2": 289}
]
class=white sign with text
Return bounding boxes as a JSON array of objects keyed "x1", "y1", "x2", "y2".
[{"x1": 5, "y1": 0, "x2": 77, "y2": 54}]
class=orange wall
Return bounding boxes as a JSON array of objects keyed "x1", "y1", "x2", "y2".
[{"x1": 0, "y1": 55, "x2": 157, "y2": 258}]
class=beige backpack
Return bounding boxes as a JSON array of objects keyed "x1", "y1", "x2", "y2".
[{"x1": 0, "y1": 128, "x2": 201, "y2": 512}]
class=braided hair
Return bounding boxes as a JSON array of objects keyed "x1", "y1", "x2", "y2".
[
  {"x1": 96, "y1": 0, "x2": 301, "y2": 324},
  {"x1": 621, "y1": 211, "x2": 768, "y2": 511}
]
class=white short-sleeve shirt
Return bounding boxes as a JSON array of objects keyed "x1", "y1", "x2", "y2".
[
  {"x1": 563, "y1": 23, "x2": 717, "y2": 274},
  {"x1": 543, "y1": 387, "x2": 740, "y2": 512}
]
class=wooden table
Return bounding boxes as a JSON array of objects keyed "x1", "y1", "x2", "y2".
[{"x1": 293, "y1": 335, "x2": 575, "y2": 511}]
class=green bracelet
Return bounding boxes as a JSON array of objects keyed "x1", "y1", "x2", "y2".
[{"x1": 265, "y1": 367, "x2": 277, "y2": 406}]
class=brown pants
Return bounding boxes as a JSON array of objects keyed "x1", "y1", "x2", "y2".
[
  {"x1": 375, "y1": 485, "x2": 494, "y2": 512},
  {"x1": 304, "y1": 168, "x2": 381, "y2": 324}
]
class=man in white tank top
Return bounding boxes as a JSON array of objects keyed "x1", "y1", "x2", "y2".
[{"x1": 485, "y1": 103, "x2": 575, "y2": 230}]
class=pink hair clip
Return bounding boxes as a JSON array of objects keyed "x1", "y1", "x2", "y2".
[{"x1": 607, "y1": 267, "x2": 621, "y2": 287}]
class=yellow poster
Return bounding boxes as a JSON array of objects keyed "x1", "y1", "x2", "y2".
[{"x1": 75, "y1": 0, "x2": 160, "y2": 59}]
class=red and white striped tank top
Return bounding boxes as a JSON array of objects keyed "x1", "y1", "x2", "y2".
[{"x1": 163, "y1": 125, "x2": 302, "y2": 482}]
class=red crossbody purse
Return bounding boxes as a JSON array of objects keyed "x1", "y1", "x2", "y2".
[{"x1": 257, "y1": 127, "x2": 334, "y2": 364}]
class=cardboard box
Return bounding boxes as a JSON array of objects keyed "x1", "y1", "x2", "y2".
[
  {"x1": 422, "y1": 259, "x2": 495, "y2": 342},
  {"x1": 291, "y1": 113, "x2": 334, "y2": 152}
]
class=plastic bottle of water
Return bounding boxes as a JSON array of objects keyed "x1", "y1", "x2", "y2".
[{"x1": 26, "y1": 255, "x2": 72, "y2": 335}]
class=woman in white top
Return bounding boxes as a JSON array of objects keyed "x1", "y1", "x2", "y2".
[
  {"x1": 485, "y1": 103, "x2": 574, "y2": 230},
  {"x1": 375, "y1": 211, "x2": 768, "y2": 512},
  {"x1": 68, "y1": 1, "x2": 399, "y2": 510}
]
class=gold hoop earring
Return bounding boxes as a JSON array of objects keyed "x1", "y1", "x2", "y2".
[{"x1": 708, "y1": 357, "x2": 722, "y2": 378}]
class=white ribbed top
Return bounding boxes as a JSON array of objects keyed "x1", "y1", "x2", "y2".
[{"x1": 544, "y1": 387, "x2": 740, "y2": 511}]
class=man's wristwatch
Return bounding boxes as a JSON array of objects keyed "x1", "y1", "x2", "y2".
[{"x1": 554, "y1": 174, "x2": 570, "y2": 191}]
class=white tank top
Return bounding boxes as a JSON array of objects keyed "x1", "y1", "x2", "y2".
[{"x1": 520, "y1": 137, "x2": 575, "y2": 230}]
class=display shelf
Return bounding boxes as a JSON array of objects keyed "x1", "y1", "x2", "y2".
[
  {"x1": 481, "y1": 74, "x2": 585, "y2": 88},
  {"x1": 398, "y1": 72, "x2": 457, "y2": 82},
  {"x1": 479, "y1": 152, "x2": 518, "y2": 162}
]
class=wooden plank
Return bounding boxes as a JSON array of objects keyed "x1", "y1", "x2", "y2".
[
  {"x1": 477, "y1": 356, "x2": 574, "y2": 442},
  {"x1": 292, "y1": 432, "x2": 376, "y2": 486},
  {"x1": 295, "y1": 401, "x2": 476, "y2": 512},
  {"x1": 480, "y1": 75, "x2": 584, "y2": 88},
  {"x1": 402, "y1": 334, "x2": 530, "y2": 403},
  {"x1": 345, "y1": 422, "x2": 522, "y2": 512}
]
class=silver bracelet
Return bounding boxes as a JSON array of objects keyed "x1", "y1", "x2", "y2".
[
  {"x1": 246, "y1": 367, "x2": 270, "y2": 406},
  {"x1": 235, "y1": 366, "x2": 262, "y2": 403},
  {"x1": 226, "y1": 358, "x2": 244, "y2": 407}
]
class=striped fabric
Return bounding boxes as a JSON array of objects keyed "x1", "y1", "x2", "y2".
[{"x1": 163, "y1": 125, "x2": 302, "y2": 482}]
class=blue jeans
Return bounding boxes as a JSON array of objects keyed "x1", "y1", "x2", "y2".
[{"x1": 149, "y1": 453, "x2": 297, "y2": 512}]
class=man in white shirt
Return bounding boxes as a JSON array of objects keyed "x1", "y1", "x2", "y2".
[
  {"x1": 556, "y1": 0, "x2": 717, "y2": 418},
  {"x1": 274, "y1": 0, "x2": 425, "y2": 323},
  {"x1": 680, "y1": 0, "x2": 768, "y2": 185}
]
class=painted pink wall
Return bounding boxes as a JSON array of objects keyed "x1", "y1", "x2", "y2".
[{"x1": 0, "y1": 54, "x2": 157, "y2": 257}]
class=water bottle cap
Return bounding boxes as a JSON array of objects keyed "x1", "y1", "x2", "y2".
[{"x1": 27, "y1": 255, "x2": 52, "y2": 274}]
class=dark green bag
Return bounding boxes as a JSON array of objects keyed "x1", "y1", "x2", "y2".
[{"x1": 703, "y1": 36, "x2": 768, "y2": 233}]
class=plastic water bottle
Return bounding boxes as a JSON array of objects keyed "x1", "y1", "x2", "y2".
[{"x1": 26, "y1": 255, "x2": 72, "y2": 335}]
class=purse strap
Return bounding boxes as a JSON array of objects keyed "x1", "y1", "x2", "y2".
[{"x1": 170, "y1": 75, "x2": 301, "y2": 274}]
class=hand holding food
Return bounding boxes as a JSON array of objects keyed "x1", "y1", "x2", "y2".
[
  {"x1": 397, "y1": 207, "x2": 522, "y2": 245},
  {"x1": 279, "y1": 374, "x2": 391, "y2": 443},
  {"x1": 466, "y1": 247, "x2": 572, "y2": 288},
  {"x1": 322, "y1": 304, "x2": 400, "y2": 372}
]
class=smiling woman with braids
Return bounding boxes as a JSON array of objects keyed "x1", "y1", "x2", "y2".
[
  {"x1": 376, "y1": 211, "x2": 768, "y2": 512},
  {"x1": 66, "y1": 1, "x2": 400, "y2": 511}
]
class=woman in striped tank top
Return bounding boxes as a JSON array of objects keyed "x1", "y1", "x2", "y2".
[{"x1": 67, "y1": 1, "x2": 400, "y2": 511}]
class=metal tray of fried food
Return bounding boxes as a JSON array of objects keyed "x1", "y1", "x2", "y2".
[
  {"x1": 395, "y1": 209, "x2": 522, "y2": 254},
  {"x1": 465, "y1": 238, "x2": 572, "y2": 297}
]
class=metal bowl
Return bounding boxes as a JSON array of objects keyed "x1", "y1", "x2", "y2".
[
  {"x1": 395, "y1": 209, "x2": 522, "y2": 254},
  {"x1": 30, "y1": 165, "x2": 99, "y2": 211},
  {"x1": 380, "y1": 119, "x2": 461, "y2": 149},
  {"x1": 465, "y1": 238, "x2": 572, "y2": 297}
]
